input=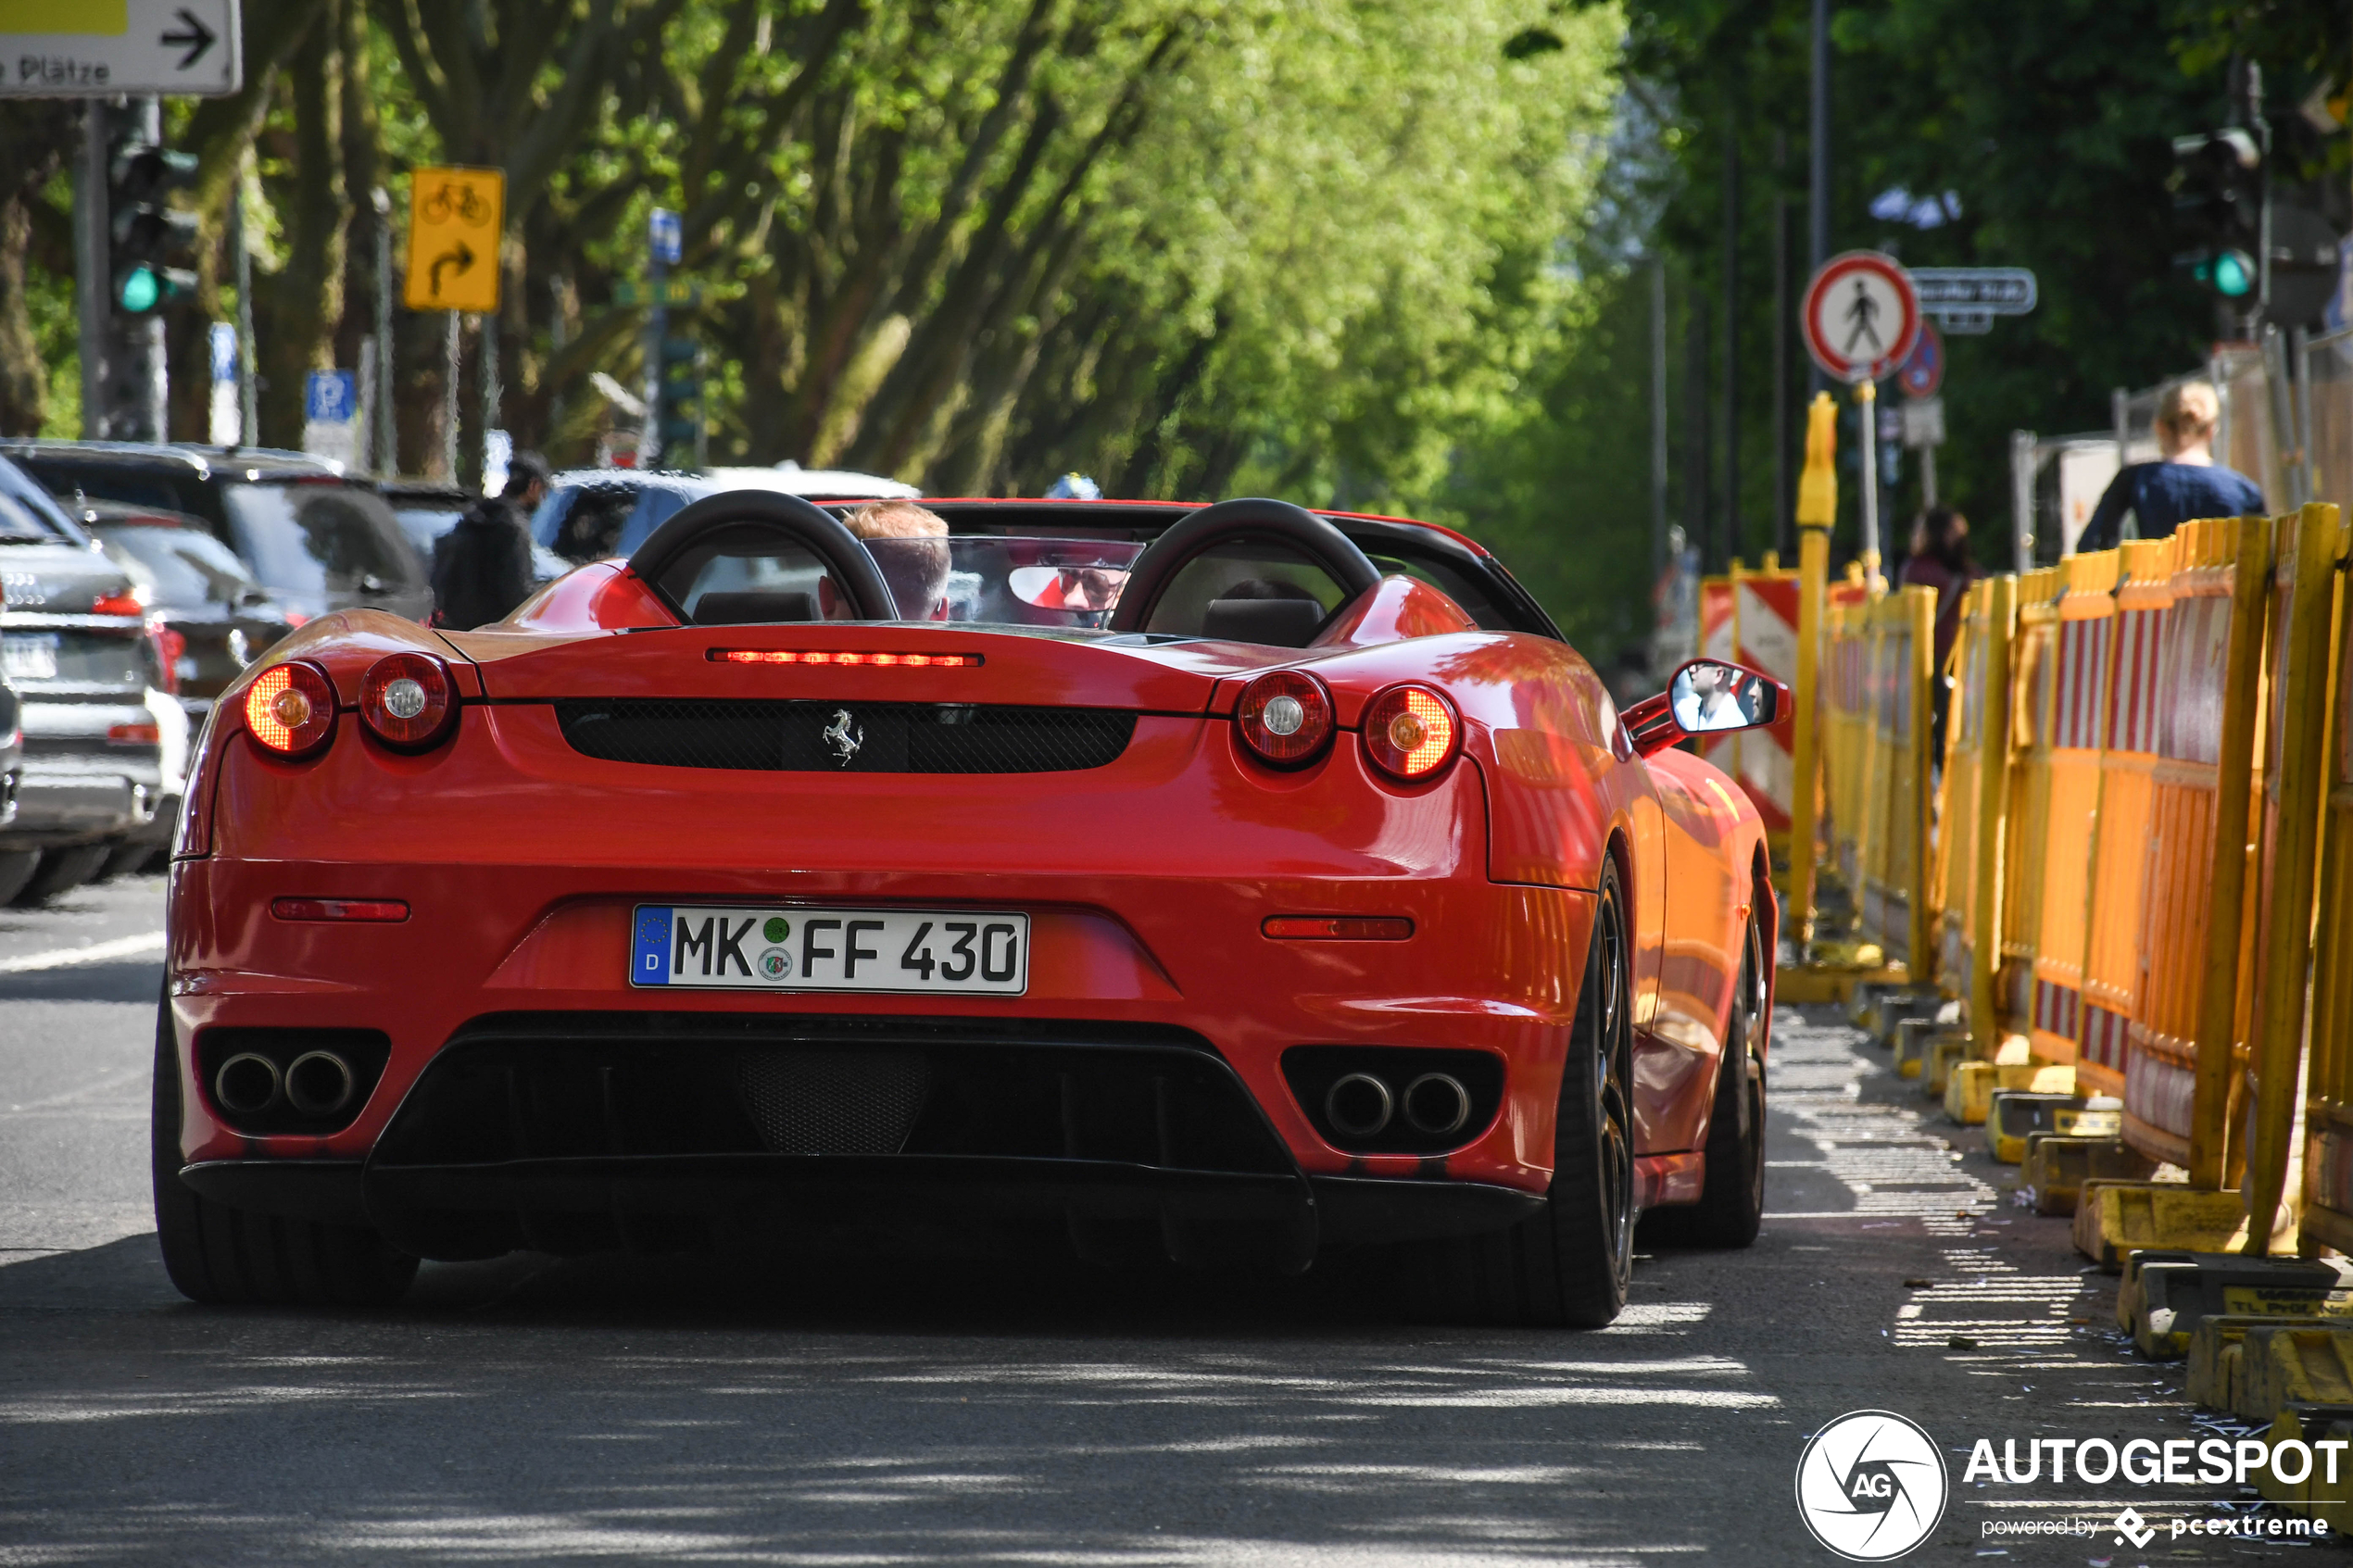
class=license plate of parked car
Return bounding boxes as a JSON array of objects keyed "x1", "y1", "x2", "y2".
[
  {"x1": 630, "y1": 905, "x2": 1029, "y2": 995},
  {"x1": 1, "y1": 632, "x2": 57, "y2": 683}
]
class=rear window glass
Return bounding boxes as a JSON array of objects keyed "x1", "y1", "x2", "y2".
[
  {"x1": 0, "y1": 490, "x2": 53, "y2": 542},
  {"x1": 93, "y1": 523, "x2": 261, "y2": 605},
  {"x1": 535, "y1": 484, "x2": 649, "y2": 563},
  {"x1": 222, "y1": 483, "x2": 422, "y2": 597},
  {"x1": 12, "y1": 457, "x2": 210, "y2": 519}
]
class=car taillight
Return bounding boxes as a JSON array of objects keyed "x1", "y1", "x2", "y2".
[
  {"x1": 90, "y1": 590, "x2": 144, "y2": 617},
  {"x1": 1361, "y1": 684, "x2": 1460, "y2": 781},
  {"x1": 711, "y1": 649, "x2": 983, "y2": 668},
  {"x1": 149, "y1": 621, "x2": 185, "y2": 695},
  {"x1": 1234, "y1": 670, "x2": 1334, "y2": 767},
  {"x1": 359, "y1": 651, "x2": 457, "y2": 749},
  {"x1": 107, "y1": 721, "x2": 162, "y2": 745},
  {"x1": 244, "y1": 660, "x2": 336, "y2": 757}
]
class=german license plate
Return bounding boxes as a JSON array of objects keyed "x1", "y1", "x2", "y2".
[
  {"x1": 1, "y1": 633, "x2": 57, "y2": 683},
  {"x1": 630, "y1": 905, "x2": 1028, "y2": 995}
]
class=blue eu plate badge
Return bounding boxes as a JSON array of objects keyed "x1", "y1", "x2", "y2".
[{"x1": 633, "y1": 906, "x2": 673, "y2": 985}]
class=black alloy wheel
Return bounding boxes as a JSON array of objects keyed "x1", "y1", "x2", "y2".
[{"x1": 1408, "y1": 857, "x2": 1636, "y2": 1327}]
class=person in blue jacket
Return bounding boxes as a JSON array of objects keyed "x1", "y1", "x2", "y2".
[{"x1": 2076, "y1": 381, "x2": 2265, "y2": 552}]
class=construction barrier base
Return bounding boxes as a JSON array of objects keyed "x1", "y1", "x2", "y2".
[
  {"x1": 1988, "y1": 1094, "x2": 2113, "y2": 1164},
  {"x1": 2187, "y1": 1314, "x2": 2338, "y2": 1411},
  {"x1": 2259, "y1": 1405, "x2": 2353, "y2": 1530},
  {"x1": 2121, "y1": 1254, "x2": 2347, "y2": 1358},
  {"x1": 1774, "y1": 960, "x2": 1905, "y2": 1006},
  {"x1": 2025, "y1": 1133, "x2": 2156, "y2": 1216},
  {"x1": 2076, "y1": 1183, "x2": 2276, "y2": 1271}
]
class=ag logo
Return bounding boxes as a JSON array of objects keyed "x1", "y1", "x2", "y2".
[{"x1": 1794, "y1": 1410, "x2": 1948, "y2": 1561}]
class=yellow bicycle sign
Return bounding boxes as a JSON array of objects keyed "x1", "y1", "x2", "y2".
[{"x1": 402, "y1": 165, "x2": 503, "y2": 314}]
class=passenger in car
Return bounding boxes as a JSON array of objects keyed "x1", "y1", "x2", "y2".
[{"x1": 825, "y1": 500, "x2": 953, "y2": 621}]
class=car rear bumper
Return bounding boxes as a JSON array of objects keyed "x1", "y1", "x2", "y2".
[
  {"x1": 1, "y1": 759, "x2": 157, "y2": 845},
  {"x1": 178, "y1": 1153, "x2": 1546, "y2": 1267}
]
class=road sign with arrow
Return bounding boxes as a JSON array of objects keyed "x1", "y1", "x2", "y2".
[
  {"x1": 402, "y1": 165, "x2": 503, "y2": 315},
  {"x1": 0, "y1": 0, "x2": 241, "y2": 96}
]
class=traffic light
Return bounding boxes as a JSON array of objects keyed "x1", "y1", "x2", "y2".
[
  {"x1": 2169, "y1": 128, "x2": 2260, "y2": 299},
  {"x1": 108, "y1": 141, "x2": 199, "y2": 316},
  {"x1": 657, "y1": 335, "x2": 703, "y2": 459}
]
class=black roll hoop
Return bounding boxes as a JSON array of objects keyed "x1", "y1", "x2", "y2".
[
  {"x1": 627, "y1": 490, "x2": 901, "y2": 621},
  {"x1": 1106, "y1": 497, "x2": 1383, "y2": 635}
]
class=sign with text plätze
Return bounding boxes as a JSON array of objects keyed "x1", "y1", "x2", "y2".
[
  {"x1": 402, "y1": 166, "x2": 504, "y2": 315},
  {"x1": 0, "y1": 0, "x2": 241, "y2": 96}
]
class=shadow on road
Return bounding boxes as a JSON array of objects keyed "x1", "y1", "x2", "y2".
[{"x1": 0, "y1": 960, "x2": 166, "y2": 1005}]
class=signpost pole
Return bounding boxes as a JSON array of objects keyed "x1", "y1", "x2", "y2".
[
  {"x1": 442, "y1": 312, "x2": 459, "y2": 481},
  {"x1": 73, "y1": 101, "x2": 105, "y2": 438},
  {"x1": 1920, "y1": 441, "x2": 1937, "y2": 508},
  {"x1": 1856, "y1": 377, "x2": 1881, "y2": 585},
  {"x1": 373, "y1": 186, "x2": 394, "y2": 473},
  {"x1": 233, "y1": 166, "x2": 257, "y2": 442}
]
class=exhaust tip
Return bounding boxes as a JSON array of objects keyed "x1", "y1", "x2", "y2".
[
  {"x1": 215, "y1": 1052, "x2": 283, "y2": 1116},
  {"x1": 283, "y1": 1050, "x2": 356, "y2": 1118},
  {"x1": 1402, "y1": 1073, "x2": 1472, "y2": 1136},
  {"x1": 1325, "y1": 1073, "x2": 1394, "y2": 1138}
]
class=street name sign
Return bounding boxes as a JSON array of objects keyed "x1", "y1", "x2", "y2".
[
  {"x1": 0, "y1": 0, "x2": 241, "y2": 96},
  {"x1": 1802, "y1": 250, "x2": 1919, "y2": 384},
  {"x1": 1906, "y1": 267, "x2": 2037, "y2": 314},
  {"x1": 613, "y1": 279, "x2": 702, "y2": 307},
  {"x1": 402, "y1": 165, "x2": 504, "y2": 314}
]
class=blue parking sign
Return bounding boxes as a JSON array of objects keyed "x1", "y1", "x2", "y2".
[{"x1": 305, "y1": 370, "x2": 357, "y2": 425}]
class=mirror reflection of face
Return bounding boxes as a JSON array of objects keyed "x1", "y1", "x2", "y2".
[
  {"x1": 1009, "y1": 564, "x2": 1127, "y2": 611},
  {"x1": 1672, "y1": 660, "x2": 1754, "y2": 733}
]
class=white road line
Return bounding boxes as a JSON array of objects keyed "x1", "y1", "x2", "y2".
[{"x1": 0, "y1": 932, "x2": 166, "y2": 974}]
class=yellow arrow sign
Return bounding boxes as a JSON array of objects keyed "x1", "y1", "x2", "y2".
[{"x1": 403, "y1": 165, "x2": 503, "y2": 314}]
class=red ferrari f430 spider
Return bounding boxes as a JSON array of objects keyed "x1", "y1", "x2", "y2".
[{"x1": 156, "y1": 495, "x2": 1782, "y2": 1326}]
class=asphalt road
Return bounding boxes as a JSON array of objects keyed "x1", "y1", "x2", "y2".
[{"x1": 0, "y1": 878, "x2": 2317, "y2": 1565}]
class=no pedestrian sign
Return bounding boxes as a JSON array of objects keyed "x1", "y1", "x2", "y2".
[
  {"x1": 402, "y1": 166, "x2": 504, "y2": 315},
  {"x1": 1802, "y1": 251, "x2": 1919, "y2": 385},
  {"x1": 0, "y1": 0, "x2": 242, "y2": 97}
]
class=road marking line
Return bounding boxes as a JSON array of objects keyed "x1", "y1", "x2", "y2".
[{"x1": 0, "y1": 932, "x2": 166, "y2": 974}]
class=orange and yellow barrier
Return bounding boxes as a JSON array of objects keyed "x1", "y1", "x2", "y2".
[
  {"x1": 2120, "y1": 517, "x2": 2271, "y2": 1177},
  {"x1": 1933, "y1": 576, "x2": 2014, "y2": 1039},
  {"x1": 1856, "y1": 585, "x2": 1937, "y2": 974},
  {"x1": 2025, "y1": 551, "x2": 2123, "y2": 1066},
  {"x1": 1998, "y1": 568, "x2": 2064, "y2": 1036},
  {"x1": 2300, "y1": 501, "x2": 2353, "y2": 1250}
]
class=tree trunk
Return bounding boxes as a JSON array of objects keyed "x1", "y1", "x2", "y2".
[{"x1": 256, "y1": 5, "x2": 347, "y2": 447}]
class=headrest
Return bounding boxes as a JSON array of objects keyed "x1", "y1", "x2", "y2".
[
  {"x1": 693, "y1": 590, "x2": 820, "y2": 625},
  {"x1": 1201, "y1": 596, "x2": 1326, "y2": 647}
]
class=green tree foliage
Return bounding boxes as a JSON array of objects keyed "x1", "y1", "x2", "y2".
[{"x1": 9, "y1": 0, "x2": 1624, "y2": 521}]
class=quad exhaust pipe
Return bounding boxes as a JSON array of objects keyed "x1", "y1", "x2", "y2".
[
  {"x1": 213, "y1": 1049, "x2": 357, "y2": 1119},
  {"x1": 1323, "y1": 1070, "x2": 1472, "y2": 1139}
]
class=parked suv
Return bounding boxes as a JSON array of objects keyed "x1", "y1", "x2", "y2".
[
  {"x1": 0, "y1": 442, "x2": 430, "y2": 625},
  {"x1": 533, "y1": 464, "x2": 916, "y2": 566},
  {"x1": 0, "y1": 457, "x2": 178, "y2": 903}
]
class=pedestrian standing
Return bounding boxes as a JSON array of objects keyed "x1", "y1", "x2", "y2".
[
  {"x1": 1900, "y1": 506, "x2": 1983, "y2": 761},
  {"x1": 2074, "y1": 382, "x2": 2265, "y2": 552},
  {"x1": 431, "y1": 452, "x2": 549, "y2": 630}
]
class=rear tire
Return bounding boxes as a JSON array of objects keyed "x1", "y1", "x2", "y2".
[
  {"x1": 1411, "y1": 859, "x2": 1636, "y2": 1327},
  {"x1": 1643, "y1": 903, "x2": 1768, "y2": 1248},
  {"x1": 152, "y1": 995, "x2": 417, "y2": 1307},
  {"x1": 10, "y1": 845, "x2": 107, "y2": 906}
]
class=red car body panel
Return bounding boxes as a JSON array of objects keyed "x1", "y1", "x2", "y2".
[{"x1": 163, "y1": 499, "x2": 1773, "y2": 1262}]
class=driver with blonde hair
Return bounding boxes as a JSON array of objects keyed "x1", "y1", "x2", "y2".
[{"x1": 821, "y1": 499, "x2": 953, "y2": 620}]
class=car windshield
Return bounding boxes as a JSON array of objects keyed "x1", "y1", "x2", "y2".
[
  {"x1": 93, "y1": 522, "x2": 263, "y2": 605},
  {"x1": 221, "y1": 483, "x2": 422, "y2": 596},
  {"x1": 391, "y1": 505, "x2": 467, "y2": 559},
  {"x1": 662, "y1": 533, "x2": 1145, "y2": 628}
]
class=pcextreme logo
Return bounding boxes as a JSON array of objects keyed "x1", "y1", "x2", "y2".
[{"x1": 1794, "y1": 1411, "x2": 1950, "y2": 1562}]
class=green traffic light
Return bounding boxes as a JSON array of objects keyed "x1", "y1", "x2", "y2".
[
  {"x1": 2211, "y1": 250, "x2": 2252, "y2": 297},
  {"x1": 118, "y1": 266, "x2": 161, "y2": 313}
]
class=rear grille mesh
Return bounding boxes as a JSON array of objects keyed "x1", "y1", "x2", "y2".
[
  {"x1": 736, "y1": 1049, "x2": 928, "y2": 1155},
  {"x1": 554, "y1": 698, "x2": 1135, "y2": 773}
]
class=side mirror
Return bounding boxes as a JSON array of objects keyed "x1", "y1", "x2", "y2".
[{"x1": 1621, "y1": 658, "x2": 1786, "y2": 759}]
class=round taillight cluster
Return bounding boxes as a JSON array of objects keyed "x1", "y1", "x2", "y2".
[
  {"x1": 359, "y1": 652, "x2": 458, "y2": 749},
  {"x1": 1235, "y1": 670, "x2": 1335, "y2": 767},
  {"x1": 244, "y1": 661, "x2": 335, "y2": 757},
  {"x1": 1361, "y1": 684, "x2": 1460, "y2": 780}
]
